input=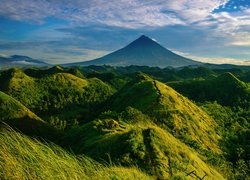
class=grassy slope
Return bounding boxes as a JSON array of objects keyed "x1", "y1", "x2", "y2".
[
  {"x1": 63, "y1": 117, "x2": 224, "y2": 179},
  {"x1": 1, "y1": 69, "x2": 241, "y2": 179},
  {"x1": 0, "y1": 91, "x2": 60, "y2": 139},
  {"x1": 0, "y1": 91, "x2": 41, "y2": 121},
  {"x1": 167, "y1": 72, "x2": 250, "y2": 107},
  {"x1": 107, "y1": 74, "x2": 221, "y2": 154},
  {"x1": 0, "y1": 68, "x2": 34, "y2": 90},
  {"x1": 0, "y1": 68, "x2": 115, "y2": 121},
  {"x1": 0, "y1": 127, "x2": 151, "y2": 180}
]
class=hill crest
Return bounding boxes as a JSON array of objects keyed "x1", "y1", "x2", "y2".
[{"x1": 107, "y1": 76, "x2": 221, "y2": 153}]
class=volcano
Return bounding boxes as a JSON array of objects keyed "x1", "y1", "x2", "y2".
[{"x1": 68, "y1": 35, "x2": 202, "y2": 67}]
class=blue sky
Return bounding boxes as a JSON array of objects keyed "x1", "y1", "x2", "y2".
[{"x1": 0, "y1": 0, "x2": 250, "y2": 65}]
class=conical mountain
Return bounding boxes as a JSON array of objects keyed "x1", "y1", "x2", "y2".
[
  {"x1": 67, "y1": 35, "x2": 202, "y2": 68},
  {"x1": 107, "y1": 73, "x2": 221, "y2": 153}
]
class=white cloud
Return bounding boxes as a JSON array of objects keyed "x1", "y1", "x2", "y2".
[
  {"x1": 192, "y1": 8, "x2": 250, "y2": 47},
  {"x1": 172, "y1": 49, "x2": 250, "y2": 65},
  {"x1": 163, "y1": 0, "x2": 229, "y2": 22},
  {"x1": 11, "y1": 60, "x2": 37, "y2": 65},
  {"x1": 228, "y1": 37, "x2": 250, "y2": 46},
  {"x1": 195, "y1": 56, "x2": 250, "y2": 65},
  {"x1": 0, "y1": 0, "x2": 229, "y2": 28},
  {"x1": 0, "y1": 54, "x2": 9, "y2": 57},
  {"x1": 151, "y1": 38, "x2": 158, "y2": 42},
  {"x1": 0, "y1": 0, "x2": 58, "y2": 24},
  {"x1": 2, "y1": 0, "x2": 249, "y2": 42}
]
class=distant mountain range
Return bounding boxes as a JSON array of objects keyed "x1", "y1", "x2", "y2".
[
  {"x1": 66, "y1": 35, "x2": 202, "y2": 68},
  {"x1": 0, "y1": 55, "x2": 49, "y2": 68}
]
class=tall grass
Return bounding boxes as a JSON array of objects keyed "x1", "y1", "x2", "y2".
[{"x1": 0, "y1": 127, "x2": 151, "y2": 180}]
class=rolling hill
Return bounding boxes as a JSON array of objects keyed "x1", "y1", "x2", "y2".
[
  {"x1": 0, "y1": 66, "x2": 248, "y2": 179},
  {"x1": 105, "y1": 73, "x2": 221, "y2": 153},
  {"x1": 65, "y1": 35, "x2": 202, "y2": 68},
  {"x1": 167, "y1": 72, "x2": 250, "y2": 107},
  {"x1": 63, "y1": 108, "x2": 224, "y2": 179},
  {"x1": 0, "y1": 91, "x2": 41, "y2": 122},
  {"x1": 0, "y1": 91, "x2": 56, "y2": 138},
  {"x1": 0, "y1": 67, "x2": 115, "y2": 122}
]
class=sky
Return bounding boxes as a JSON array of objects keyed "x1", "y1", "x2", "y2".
[{"x1": 0, "y1": 0, "x2": 250, "y2": 65}]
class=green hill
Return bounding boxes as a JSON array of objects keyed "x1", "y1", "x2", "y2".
[
  {"x1": 23, "y1": 65, "x2": 64, "y2": 78},
  {"x1": 0, "y1": 91, "x2": 57, "y2": 138},
  {"x1": 167, "y1": 72, "x2": 250, "y2": 107},
  {"x1": 0, "y1": 68, "x2": 115, "y2": 122},
  {"x1": 106, "y1": 73, "x2": 221, "y2": 154},
  {"x1": 0, "y1": 127, "x2": 150, "y2": 180},
  {"x1": 67, "y1": 67, "x2": 86, "y2": 79},
  {"x1": 0, "y1": 91, "x2": 41, "y2": 121},
  {"x1": 0, "y1": 67, "x2": 248, "y2": 179},
  {"x1": 24, "y1": 66, "x2": 85, "y2": 79},
  {"x1": 63, "y1": 109, "x2": 224, "y2": 179},
  {"x1": 0, "y1": 68, "x2": 35, "y2": 90}
]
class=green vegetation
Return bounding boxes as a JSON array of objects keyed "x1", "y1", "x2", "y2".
[
  {"x1": 0, "y1": 67, "x2": 115, "y2": 124},
  {"x1": 0, "y1": 127, "x2": 151, "y2": 180},
  {"x1": 167, "y1": 72, "x2": 250, "y2": 107},
  {"x1": 63, "y1": 108, "x2": 224, "y2": 179},
  {"x1": 108, "y1": 73, "x2": 221, "y2": 154},
  {"x1": 0, "y1": 66, "x2": 249, "y2": 179},
  {"x1": 0, "y1": 91, "x2": 60, "y2": 140},
  {"x1": 200, "y1": 102, "x2": 249, "y2": 179},
  {"x1": 0, "y1": 91, "x2": 40, "y2": 121},
  {"x1": 77, "y1": 65, "x2": 250, "y2": 83}
]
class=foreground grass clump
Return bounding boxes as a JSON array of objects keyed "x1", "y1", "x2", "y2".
[{"x1": 0, "y1": 127, "x2": 151, "y2": 180}]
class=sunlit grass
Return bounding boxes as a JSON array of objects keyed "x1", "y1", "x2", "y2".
[{"x1": 0, "y1": 127, "x2": 151, "y2": 180}]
